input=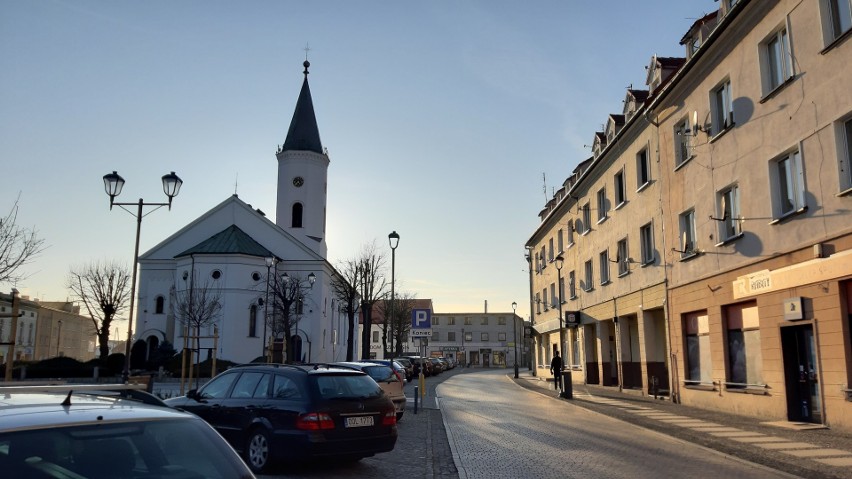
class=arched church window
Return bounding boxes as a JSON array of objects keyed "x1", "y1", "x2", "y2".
[
  {"x1": 155, "y1": 295, "x2": 165, "y2": 314},
  {"x1": 292, "y1": 203, "x2": 303, "y2": 228},
  {"x1": 249, "y1": 304, "x2": 258, "y2": 337}
]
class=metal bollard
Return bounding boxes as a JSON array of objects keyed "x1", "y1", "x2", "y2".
[{"x1": 414, "y1": 386, "x2": 419, "y2": 414}]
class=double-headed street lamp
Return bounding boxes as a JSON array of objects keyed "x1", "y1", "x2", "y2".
[
  {"x1": 512, "y1": 301, "x2": 519, "y2": 379},
  {"x1": 388, "y1": 231, "x2": 399, "y2": 357},
  {"x1": 555, "y1": 253, "x2": 573, "y2": 399},
  {"x1": 103, "y1": 171, "x2": 183, "y2": 383}
]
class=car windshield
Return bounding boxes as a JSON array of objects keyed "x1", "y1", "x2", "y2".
[
  {"x1": 312, "y1": 374, "x2": 383, "y2": 399},
  {"x1": 0, "y1": 418, "x2": 253, "y2": 479},
  {"x1": 362, "y1": 365, "x2": 398, "y2": 382}
]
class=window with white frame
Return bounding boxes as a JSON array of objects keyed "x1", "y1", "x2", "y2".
[
  {"x1": 711, "y1": 80, "x2": 734, "y2": 135},
  {"x1": 567, "y1": 220, "x2": 575, "y2": 245},
  {"x1": 679, "y1": 209, "x2": 698, "y2": 257},
  {"x1": 769, "y1": 149, "x2": 806, "y2": 218},
  {"x1": 557, "y1": 229, "x2": 564, "y2": 253},
  {"x1": 674, "y1": 119, "x2": 692, "y2": 166},
  {"x1": 823, "y1": 0, "x2": 852, "y2": 43},
  {"x1": 838, "y1": 117, "x2": 852, "y2": 191},
  {"x1": 498, "y1": 332, "x2": 506, "y2": 341},
  {"x1": 581, "y1": 202, "x2": 592, "y2": 233},
  {"x1": 558, "y1": 275, "x2": 565, "y2": 304},
  {"x1": 717, "y1": 184, "x2": 742, "y2": 241},
  {"x1": 617, "y1": 238, "x2": 629, "y2": 276},
  {"x1": 540, "y1": 246, "x2": 546, "y2": 268},
  {"x1": 543, "y1": 289, "x2": 549, "y2": 311},
  {"x1": 481, "y1": 316, "x2": 489, "y2": 325},
  {"x1": 568, "y1": 270, "x2": 577, "y2": 298},
  {"x1": 637, "y1": 148, "x2": 651, "y2": 187},
  {"x1": 448, "y1": 316, "x2": 456, "y2": 325},
  {"x1": 548, "y1": 238, "x2": 554, "y2": 261},
  {"x1": 433, "y1": 317, "x2": 440, "y2": 325},
  {"x1": 599, "y1": 250, "x2": 610, "y2": 285},
  {"x1": 481, "y1": 332, "x2": 489, "y2": 341},
  {"x1": 583, "y1": 260, "x2": 593, "y2": 291},
  {"x1": 597, "y1": 187, "x2": 608, "y2": 222},
  {"x1": 614, "y1": 169, "x2": 626, "y2": 206},
  {"x1": 465, "y1": 331, "x2": 472, "y2": 341},
  {"x1": 725, "y1": 302, "x2": 762, "y2": 388},
  {"x1": 761, "y1": 26, "x2": 793, "y2": 94},
  {"x1": 372, "y1": 331, "x2": 379, "y2": 342}
]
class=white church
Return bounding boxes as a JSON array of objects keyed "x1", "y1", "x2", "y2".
[{"x1": 133, "y1": 60, "x2": 355, "y2": 365}]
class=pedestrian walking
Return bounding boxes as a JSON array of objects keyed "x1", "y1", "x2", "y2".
[{"x1": 550, "y1": 351, "x2": 563, "y2": 393}]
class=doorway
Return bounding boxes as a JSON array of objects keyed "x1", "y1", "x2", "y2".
[{"x1": 781, "y1": 324, "x2": 821, "y2": 423}]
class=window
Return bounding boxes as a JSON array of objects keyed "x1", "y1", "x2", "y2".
[
  {"x1": 433, "y1": 317, "x2": 439, "y2": 325},
  {"x1": 543, "y1": 289, "x2": 548, "y2": 311},
  {"x1": 211, "y1": 270, "x2": 222, "y2": 280},
  {"x1": 596, "y1": 188, "x2": 608, "y2": 222},
  {"x1": 581, "y1": 202, "x2": 592, "y2": 233},
  {"x1": 684, "y1": 311, "x2": 712, "y2": 384},
  {"x1": 273, "y1": 375, "x2": 303, "y2": 400},
  {"x1": 725, "y1": 302, "x2": 762, "y2": 387},
  {"x1": 838, "y1": 117, "x2": 852, "y2": 191},
  {"x1": 481, "y1": 333, "x2": 489, "y2": 341},
  {"x1": 448, "y1": 332, "x2": 456, "y2": 342},
  {"x1": 637, "y1": 148, "x2": 651, "y2": 187},
  {"x1": 679, "y1": 209, "x2": 698, "y2": 257},
  {"x1": 535, "y1": 293, "x2": 541, "y2": 313},
  {"x1": 291, "y1": 202, "x2": 303, "y2": 228},
  {"x1": 558, "y1": 275, "x2": 565, "y2": 304},
  {"x1": 540, "y1": 246, "x2": 547, "y2": 268},
  {"x1": 465, "y1": 316, "x2": 472, "y2": 325},
  {"x1": 481, "y1": 316, "x2": 489, "y2": 326},
  {"x1": 640, "y1": 222, "x2": 654, "y2": 265},
  {"x1": 566, "y1": 220, "x2": 575, "y2": 246},
  {"x1": 448, "y1": 316, "x2": 456, "y2": 325},
  {"x1": 616, "y1": 238, "x2": 629, "y2": 276},
  {"x1": 599, "y1": 250, "x2": 610, "y2": 285},
  {"x1": 231, "y1": 372, "x2": 267, "y2": 399},
  {"x1": 433, "y1": 332, "x2": 440, "y2": 341},
  {"x1": 295, "y1": 298, "x2": 304, "y2": 315},
  {"x1": 674, "y1": 119, "x2": 692, "y2": 166},
  {"x1": 155, "y1": 296, "x2": 165, "y2": 314},
  {"x1": 568, "y1": 271, "x2": 576, "y2": 299},
  {"x1": 711, "y1": 80, "x2": 734, "y2": 135},
  {"x1": 465, "y1": 332, "x2": 472, "y2": 342},
  {"x1": 498, "y1": 332, "x2": 506, "y2": 341},
  {"x1": 557, "y1": 229, "x2": 564, "y2": 253},
  {"x1": 583, "y1": 260, "x2": 593, "y2": 291},
  {"x1": 716, "y1": 185, "x2": 742, "y2": 240},
  {"x1": 769, "y1": 149, "x2": 806, "y2": 219},
  {"x1": 372, "y1": 331, "x2": 379, "y2": 343},
  {"x1": 824, "y1": 0, "x2": 852, "y2": 42},
  {"x1": 249, "y1": 305, "x2": 258, "y2": 337},
  {"x1": 548, "y1": 238, "x2": 554, "y2": 261},
  {"x1": 550, "y1": 283, "x2": 557, "y2": 308},
  {"x1": 614, "y1": 169, "x2": 626, "y2": 206},
  {"x1": 761, "y1": 27, "x2": 793, "y2": 94}
]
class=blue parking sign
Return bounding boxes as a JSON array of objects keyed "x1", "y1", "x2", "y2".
[{"x1": 411, "y1": 309, "x2": 431, "y2": 328}]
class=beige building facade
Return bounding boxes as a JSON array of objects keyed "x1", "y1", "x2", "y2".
[{"x1": 527, "y1": 0, "x2": 852, "y2": 431}]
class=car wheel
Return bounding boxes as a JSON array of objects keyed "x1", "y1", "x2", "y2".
[
  {"x1": 245, "y1": 427, "x2": 272, "y2": 474},
  {"x1": 396, "y1": 411, "x2": 404, "y2": 422}
]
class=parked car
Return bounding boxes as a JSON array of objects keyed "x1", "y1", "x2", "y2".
[
  {"x1": 441, "y1": 356, "x2": 456, "y2": 369},
  {"x1": 403, "y1": 356, "x2": 433, "y2": 377},
  {"x1": 0, "y1": 383, "x2": 255, "y2": 479},
  {"x1": 364, "y1": 359, "x2": 409, "y2": 383},
  {"x1": 165, "y1": 363, "x2": 398, "y2": 474},
  {"x1": 390, "y1": 357, "x2": 415, "y2": 381},
  {"x1": 334, "y1": 361, "x2": 406, "y2": 420},
  {"x1": 428, "y1": 357, "x2": 445, "y2": 374}
]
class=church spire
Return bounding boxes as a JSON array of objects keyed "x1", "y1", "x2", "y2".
[{"x1": 282, "y1": 60, "x2": 323, "y2": 154}]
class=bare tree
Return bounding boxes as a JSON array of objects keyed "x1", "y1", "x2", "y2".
[
  {"x1": 390, "y1": 292, "x2": 416, "y2": 357},
  {"x1": 268, "y1": 272, "x2": 314, "y2": 363},
  {"x1": 1, "y1": 195, "x2": 46, "y2": 286},
  {"x1": 172, "y1": 270, "x2": 222, "y2": 387},
  {"x1": 356, "y1": 242, "x2": 388, "y2": 360},
  {"x1": 331, "y1": 259, "x2": 361, "y2": 361},
  {"x1": 67, "y1": 261, "x2": 131, "y2": 360}
]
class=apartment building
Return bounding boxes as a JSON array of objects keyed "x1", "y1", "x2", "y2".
[
  {"x1": 430, "y1": 311, "x2": 525, "y2": 368},
  {"x1": 526, "y1": 0, "x2": 852, "y2": 431}
]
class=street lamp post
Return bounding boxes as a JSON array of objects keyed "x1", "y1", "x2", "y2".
[
  {"x1": 56, "y1": 320, "x2": 63, "y2": 357},
  {"x1": 103, "y1": 170, "x2": 183, "y2": 383},
  {"x1": 388, "y1": 231, "x2": 399, "y2": 358},
  {"x1": 263, "y1": 256, "x2": 276, "y2": 360},
  {"x1": 555, "y1": 254, "x2": 572, "y2": 399},
  {"x1": 512, "y1": 301, "x2": 519, "y2": 379}
]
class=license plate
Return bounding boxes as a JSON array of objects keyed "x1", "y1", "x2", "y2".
[{"x1": 344, "y1": 416, "x2": 374, "y2": 428}]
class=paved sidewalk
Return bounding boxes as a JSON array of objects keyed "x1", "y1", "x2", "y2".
[{"x1": 514, "y1": 372, "x2": 852, "y2": 479}]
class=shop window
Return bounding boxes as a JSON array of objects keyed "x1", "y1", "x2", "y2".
[
  {"x1": 725, "y1": 302, "x2": 763, "y2": 388},
  {"x1": 684, "y1": 311, "x2": 713, "y2": 386}
]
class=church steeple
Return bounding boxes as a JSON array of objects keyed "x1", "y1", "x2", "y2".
[{"x1": 282, "y1": 60, "x2": 323, "y2": 154}]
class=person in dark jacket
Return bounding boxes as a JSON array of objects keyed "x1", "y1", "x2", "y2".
[{"x1": 550, "y1": 350, "x2": 563, "y2": 392}]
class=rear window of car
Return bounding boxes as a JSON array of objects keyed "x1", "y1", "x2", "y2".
[
  {"x1": 362, "y1": 365, "x2": 398, "y2": 383},
  {"x1": 312, "y1": 374, "x2": 383, "y2": 400},
  {"x1": 0, "y1": 418, "x2": 253, "y2": 479}
]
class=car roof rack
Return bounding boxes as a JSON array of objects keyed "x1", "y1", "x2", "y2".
[{"x1": 0, "y1": 383, "x2": 167, "y2": 407}]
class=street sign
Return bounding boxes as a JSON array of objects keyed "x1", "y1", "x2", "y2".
[
  {"x1": 411, "y1": 329, "x2": 432, "y2": 337},
  {"x1": 411, "y1": 309, "x2": 432, "y2": 329},
  {"x1": 565, "y1": 311, "x2": 581, "y2": 327}
]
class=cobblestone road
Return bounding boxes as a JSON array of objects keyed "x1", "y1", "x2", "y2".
[{"x1": 438, "y1": 369, "x2": 793, "y2": 479}]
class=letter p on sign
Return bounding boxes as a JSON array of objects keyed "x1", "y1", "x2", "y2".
[{"x1": 412, "y1": 309, "x2": 431, "y2": 328}]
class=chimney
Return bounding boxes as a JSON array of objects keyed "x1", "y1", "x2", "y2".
[{"x1": 484, "y1": 300, "x2": 488, "y2": 313}]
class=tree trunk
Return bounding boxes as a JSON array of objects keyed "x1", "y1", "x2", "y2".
[
  {"x1": 98, "y1": 330, "x2": 111, "y2": 360},
  {"x1": 360, "y1": 305, "x2": 372, "y2": 359},
  {"x1": 346, "y1": 310, "x2": 355, "y2": 361}
]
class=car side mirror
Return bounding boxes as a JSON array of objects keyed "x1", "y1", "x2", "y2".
[{"x1": 186, "y1": 389, "x2": 198, "y2": 400}]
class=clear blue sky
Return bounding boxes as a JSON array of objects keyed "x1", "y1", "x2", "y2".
[{"x1": 1, "y1": 1, "x2": 717, "y2": 331}]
